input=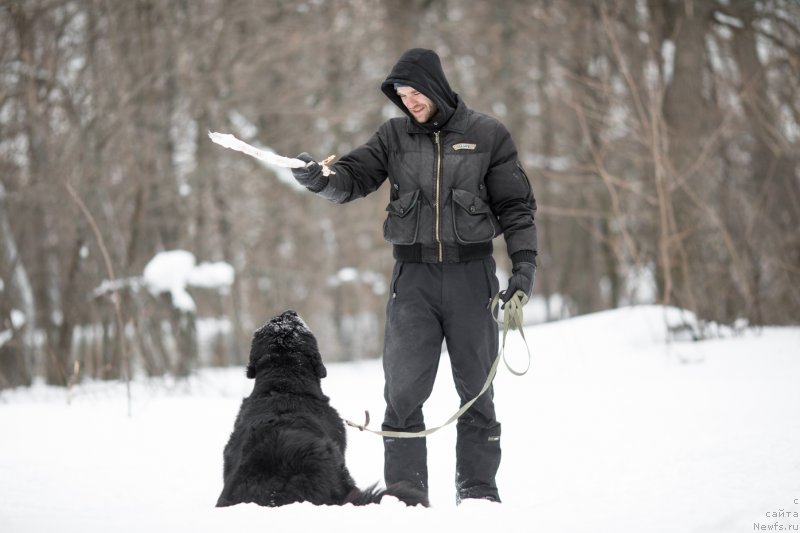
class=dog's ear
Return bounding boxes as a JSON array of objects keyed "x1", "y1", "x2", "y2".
[
  {"x1": 247, "y1": 324, "x2": 271, "y2": 379},
  {"x1": 310, "y1": 349, "x2": 327, "y2": 379},
  {"x1": 314, "y1": 358, "x2": 327, "y2": 379}
]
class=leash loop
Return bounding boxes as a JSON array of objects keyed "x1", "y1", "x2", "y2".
[{"x1": 490, "y1": 290, "x2": 532, "y2": 377}]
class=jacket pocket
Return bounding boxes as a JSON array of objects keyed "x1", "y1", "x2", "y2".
[
  {"x1": 383, "y1": 189, "x2": 421, "y2": 245},
  {"x1": 451, "y1": 188, "x2": 499, "y2": 244}
]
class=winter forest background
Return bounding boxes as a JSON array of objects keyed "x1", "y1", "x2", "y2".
[{"x1": 1, "y1": 0, "x2": 798, "y2": 389}]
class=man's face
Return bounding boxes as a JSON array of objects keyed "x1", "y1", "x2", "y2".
[{"x1": 396, "y1": 86, "x2": 437, "y2": 124}]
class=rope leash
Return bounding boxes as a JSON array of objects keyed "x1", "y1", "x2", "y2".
[{"x1": 344, "y1": 290, "x2": 532, "y2": 438}]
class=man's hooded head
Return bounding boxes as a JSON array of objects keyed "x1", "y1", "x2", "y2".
[{"x1": 381, "y1": 48, "x2": 459, "y2": 128}]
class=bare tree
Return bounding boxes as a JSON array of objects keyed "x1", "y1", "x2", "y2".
[{"x1": 1, "y1": 0, "x2": 798, "y2": 388}]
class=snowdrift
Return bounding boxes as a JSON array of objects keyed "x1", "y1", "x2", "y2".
[{"x1": 1, "y1": 305, "x2": 798, "y2": 533}]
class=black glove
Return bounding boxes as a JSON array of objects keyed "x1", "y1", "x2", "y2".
[
  {"x1": 501, "y1": 262, "x2": 536, "y2": 304},
  {"x1": 291, "y1": 152, "x2": 328, "y2": 192}
]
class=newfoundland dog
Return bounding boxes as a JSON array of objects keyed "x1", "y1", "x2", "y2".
[{"x1": 216, "y1": 310, "x2": 428, "y2": 508}]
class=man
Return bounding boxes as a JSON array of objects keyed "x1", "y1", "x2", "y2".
[{"x1": 291, "y1": 48, "x2": 538, "y2": 504}]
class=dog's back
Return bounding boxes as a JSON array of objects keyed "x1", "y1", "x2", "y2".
[{"x1": 217, "y1": 426, "x2": 351, "y2": 507}]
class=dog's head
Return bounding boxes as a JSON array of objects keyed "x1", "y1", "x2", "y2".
[{"x1": 246, "y1": 310, "x2": 327, "y2": 380}]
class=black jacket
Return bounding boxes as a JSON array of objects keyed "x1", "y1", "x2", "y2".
[{"x1": 314, "y1": 48, "x2": 538, "y2": 265}]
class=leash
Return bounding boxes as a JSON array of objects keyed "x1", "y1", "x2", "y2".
[{"x1": 344, "y1": 290, "x2": 532, "y2": 438}]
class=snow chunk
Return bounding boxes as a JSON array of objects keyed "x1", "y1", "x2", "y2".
[
  {"x1": 715, "y1": 12, "x2": 744, "y2": 28},
  {"x1": 10, "y1": 309, "x2": 26, "y2": 329},
  {"x1": 143, "y1": 250, "x2": 235, "y2": 312},
  {"x1": 333, "y1": 267, "x2": 358, "y2": 283},
  {"x1": 144, "y1": 250, "x2": 196, "y2": 296},
  {"x1": 0, "y1": 329, "x2": 11, "y2": 348},
  {"x1": 662, "y1": 39, "x2": 675, "y2": 85},
  {"x1": 187, "y1": 261, "x2": 235, "y2": 291},
  {"x1": 327, "y1": 267, "x2": 387, "y2": 295}
]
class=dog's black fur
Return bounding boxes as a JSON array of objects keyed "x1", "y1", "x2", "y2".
[{"x1": 216, "y1": 310, "x2": 428, "y2": 508}]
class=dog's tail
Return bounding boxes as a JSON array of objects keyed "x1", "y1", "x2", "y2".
[{"x1": 344, "y1": 481, "x2": 429, "y2": 507}]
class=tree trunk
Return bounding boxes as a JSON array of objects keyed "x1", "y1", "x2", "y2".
[{"x1": 0, "y1": 183, "x2": 35, "y2": 389}]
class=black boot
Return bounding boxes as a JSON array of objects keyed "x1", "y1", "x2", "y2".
[
  {"x1": 455, "y1": 422, "x2": 501, "y2": 504},
  {"x1": 384, "y1": 427, "x2": 429, "y2": 496}
]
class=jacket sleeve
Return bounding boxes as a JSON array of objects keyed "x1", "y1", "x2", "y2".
[
  {"x1": 315, "y1": 129, "x2": 389, "y2": 204},
  {"x1": 485, "y1": 122, "x2": 538, "y2": 265}
]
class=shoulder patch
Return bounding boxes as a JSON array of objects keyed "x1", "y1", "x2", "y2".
[{"x1": 452, "y1": 143, "x2": 477, "y2": 151}]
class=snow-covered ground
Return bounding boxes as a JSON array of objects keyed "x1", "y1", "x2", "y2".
[{"x1": 1, "y1": 306, "x2": 798, "y2": 533}]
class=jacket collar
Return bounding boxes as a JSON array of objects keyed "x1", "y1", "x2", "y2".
[{"x1": 405, "y1": 99, "x2": 469, "y2": 135}]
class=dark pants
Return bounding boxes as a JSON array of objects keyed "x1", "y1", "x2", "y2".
[{"x1": 382, "y1": 258, "x2": 502, "y2": 503}]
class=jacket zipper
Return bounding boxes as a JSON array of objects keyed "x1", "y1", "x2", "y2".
[{"x1": 434, "y1": 130, "x2": 443, "y2": 262}]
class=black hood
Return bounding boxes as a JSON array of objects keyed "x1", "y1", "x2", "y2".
[{"x1": 381, "y1": 48, "x2": 459, "y2": 129}]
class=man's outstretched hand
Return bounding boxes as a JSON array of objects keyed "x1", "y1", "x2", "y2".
[{"x1": 291, "y1": 152, "x2": 328, "y2": 192}]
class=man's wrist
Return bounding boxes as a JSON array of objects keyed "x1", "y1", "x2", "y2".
[
  {"x1": 306, "y1": 174, "x2": 329, "y2": 193},
  {"x1": 510, "y1": 250, "x2": 537, "y2": 267}
]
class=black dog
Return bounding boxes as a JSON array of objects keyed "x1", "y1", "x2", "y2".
[{"x1": 216, "y1": 310, "x2": 428, "y2": 507}]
